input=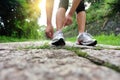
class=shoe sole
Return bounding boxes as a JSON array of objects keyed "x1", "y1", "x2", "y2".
[
  {"x1": 79, "y1": 40, "x2": 97, "y2": 46},
  {"x1": 52, "y1": 38, "x2": 65, "y2": 46},
  {"x1": 87, "y1": 41, "x2": 97, "y2": 46}
]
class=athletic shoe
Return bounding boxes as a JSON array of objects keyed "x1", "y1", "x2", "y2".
[
  {"x1": 76, "y1": 32, "x2": 97, "y2": 46},
  {"x1": 51, "y1": 31, "x2": 65, "y2": 46}
]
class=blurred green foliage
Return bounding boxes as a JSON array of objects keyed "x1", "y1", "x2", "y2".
[
  {"x1": 63, "y1": 0, "x2": 120, "y2": 37},
  {"x1": 0, "y1": 0, "x2": 41, "y2": 39}
]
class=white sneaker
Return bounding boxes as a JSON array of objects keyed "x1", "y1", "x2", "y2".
[
  {"x1": 52, "y1": 31, "x2": 65, "y2": 46},
  {"x1": 76, "y1": 32, "x2": 97, "y2": 46}
]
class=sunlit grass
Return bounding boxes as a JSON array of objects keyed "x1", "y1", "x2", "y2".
[
  {"x1": 66, "y1": 34, "x2": 120, "y2": 46},
  {"x1": 95, "y1": 34, "x2": 120, "y2": 46},
  {"x1": 1, "y1": 34, "x2": 120, "y2": 46},
  {"x1": 0, "y1": 36, "x2": 36, "y2": 43}
]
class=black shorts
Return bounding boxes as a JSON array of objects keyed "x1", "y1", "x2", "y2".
[{"x1": 59, "y1": 0, "x2": 85, "y2": 14}]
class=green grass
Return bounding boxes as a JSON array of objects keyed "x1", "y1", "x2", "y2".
[
  {"x1": 95, "y1": 34, "x2": 120, "y2": 46},
  {"x1": 0, "y1": 36, "x2": 37, "y2": 43},
  {"x1": 66, "y1": 34, "x2": 120, "y2": 46},
  {"x1": 1, "y1": 34, "x2": 120, "y2": 46}
]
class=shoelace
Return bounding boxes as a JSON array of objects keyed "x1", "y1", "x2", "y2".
[
  {"x1": 53, "y1": 31, "x2": 63, "y2": 38},
  {"x1": 83, "y1": 33, "x2": 94, "y2": 40}
]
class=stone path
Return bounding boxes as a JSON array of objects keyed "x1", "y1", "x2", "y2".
[{"x1": 0, "y1": 41, "x2": 120, "y2": 80}]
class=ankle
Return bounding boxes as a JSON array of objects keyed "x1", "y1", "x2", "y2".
[
  {"x1": 78, "y1": 32, "x2": 84, "y2": 35},
  {"x1": 56, "y1": 30, "x2": 62, "y2": 33}
]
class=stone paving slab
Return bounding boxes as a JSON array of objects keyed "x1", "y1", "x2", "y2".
[
  {"x1": 0, "y1": 41, "x2": 50, "y2": 49},
  {"x1": 0, "y1": 49, "x2": 120, "y2": 80},
  {"x1": 0, "y1": 41, "x2": 120, "y2": 67},
  {"x1": 81, "y1": 49, "x2": 120, "y2": 67},
  {"x1": 0, "y1": 41, "x2": 120, "y2": 65},
  {"x1": 65, "y1": 42, "x2": 120, "y2": 67},
  {"x1": 0, "y1": 41, "x2": 120, "y2": 80}
]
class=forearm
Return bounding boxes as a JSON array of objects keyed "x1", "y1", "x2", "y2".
[
  {"x1": 68, "y1": 0, "x2": 81, "y2": 16},
  {"x1": 46, "y1": 0, "x2": 54, "y2": 26}
]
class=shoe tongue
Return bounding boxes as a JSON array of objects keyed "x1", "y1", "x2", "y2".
[
  {"x1": 83, "y1": 33, "x2": 92, "y2": 41},
  {"x1": 54, "y1": 30, "x2": 62, "y2": 37},
  {"x1": 77, "y1": 33, "x2": 83, "y2": 38},
  {"x1": 56, "y1": 30, "x2": 62, "y2": 34}
]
